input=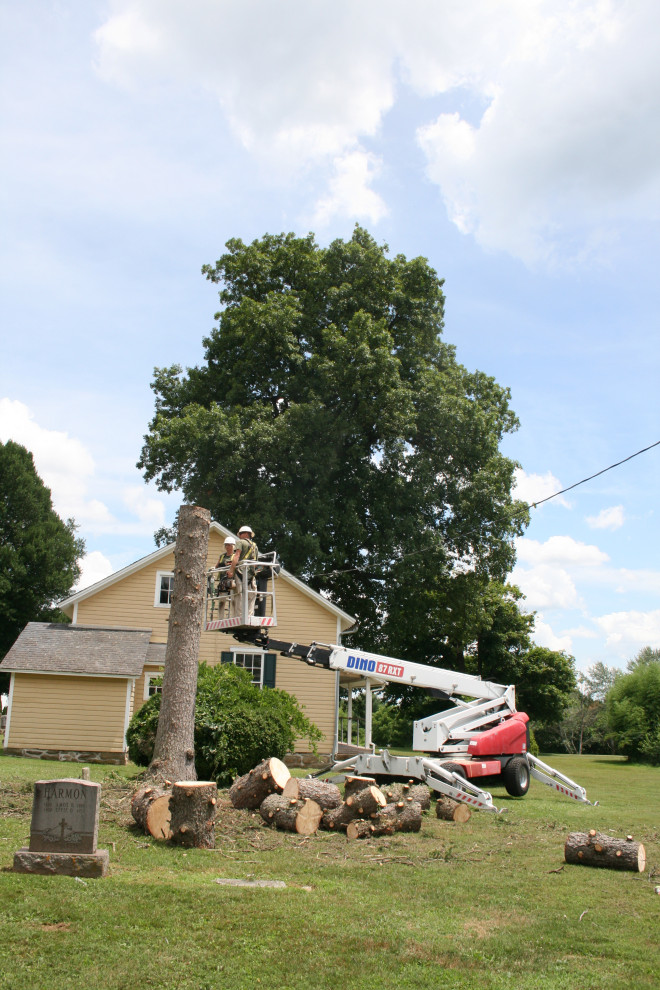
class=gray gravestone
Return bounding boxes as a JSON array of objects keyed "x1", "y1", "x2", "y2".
[
  {"x1": 14, "y1": 777, "x2": 109, "y2": 878},
  {"x1": 29, "y1": 778, "x2": 100, "y2": 853}
]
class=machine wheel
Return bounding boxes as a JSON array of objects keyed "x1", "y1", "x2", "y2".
[
  {"x1": 502, "y1": 756, "x2": 530, "y2": 797},
  {"x1": 441, "y1": 762, "x2": 467, "y2": 780}
]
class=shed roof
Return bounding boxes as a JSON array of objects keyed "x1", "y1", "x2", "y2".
[{"x1": 0, "y1": 623, "x2": 152, "y2": 678}]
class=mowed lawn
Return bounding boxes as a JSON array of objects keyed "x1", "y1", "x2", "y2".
[{"x1": 0, "y1": 753, "x2": 658, "y2": 990}]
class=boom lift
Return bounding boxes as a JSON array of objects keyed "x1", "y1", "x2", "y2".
[
  {"x1": 234, "y1": 633, "x2": 594, "y2": 814},
  {"x1": 205, "y1": 561, "x2": 592, "y2": 813}
]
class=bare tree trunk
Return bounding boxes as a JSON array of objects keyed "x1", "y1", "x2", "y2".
[{"x1": 148, "y1": 505, "x2": 210, "y2": 784}]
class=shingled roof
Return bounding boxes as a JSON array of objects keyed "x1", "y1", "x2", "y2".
[{"x1": 0, "y1": 623, "x2": 153, "y2": 678}]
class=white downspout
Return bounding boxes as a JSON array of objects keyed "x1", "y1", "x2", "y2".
[{"x1": 364, "y1": 677, "x2": 373, "y2": 750}]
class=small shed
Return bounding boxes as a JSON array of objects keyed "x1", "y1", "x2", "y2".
[{"x1": 1, "y1": 623, "x2": 159, "y2": 764}]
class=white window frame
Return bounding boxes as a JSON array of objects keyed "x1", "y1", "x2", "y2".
[
  {"x1": 144, "y1": 673, "x2": 164, "y2": 701},
  {"x1": 231, "y1": 648, "x2": 265, "y2": 688},
  {"x1": 154, "y1": 571, "x2": 174, "y2": 608}
]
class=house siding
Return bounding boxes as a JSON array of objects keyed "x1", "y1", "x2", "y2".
[
  {"x1": 6, "y1": 673, "x2": 130, "y2": 753},
  {"x1": 70, "y1": 529, "x2": 345, "y2": 755}
]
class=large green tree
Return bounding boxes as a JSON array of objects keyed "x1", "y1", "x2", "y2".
[
  {"x1": 0, "y1": 441, "x2": 84, "y2": 686},
  {"x1": 139, "y1": 227, "x2": 528, "y2": 656}
]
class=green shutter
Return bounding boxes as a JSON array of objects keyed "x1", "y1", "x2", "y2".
[
  {"x1": 221, "y1": 652, "x2": 233, "y2": 664},
  {"x1": 263, "y1": 653, "x2": 276, "y2": 689}
]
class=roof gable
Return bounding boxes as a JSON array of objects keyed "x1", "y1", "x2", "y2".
[{"x1": 60, "y1": 521, "x2": 355, "y2": 628}]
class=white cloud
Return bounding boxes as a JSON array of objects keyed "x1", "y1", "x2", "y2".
[
  {"x1": 516, "y1": 535, "x2": 609, "y2": 568},
  {"x1": 122, "y1": 486, "x2": 167, "y2": 528},
  {"x1": 311, "y1": 151, "x2": 388, "y2": 226},
  {"x1": 530, "y1": 614, "x2": 574, "y2": 653},
  {"x1": 513, "y1": 468, "x2": 570, "y2": 508},
  {"x1": 586, "y1": 505, "x2": 625, "y2": 530},
  {"x1": 595, "y1": 609, "x2": 660, "y2": 650},
  {"x1": 91, "y1": 0, "x2": 660, "y2": 263},
  {"x1": 511, "y1": 563, "x2": 581, "y2": 610},
  {"x1": 76, "y1": 551, "x2": 114, "y2": 591}
]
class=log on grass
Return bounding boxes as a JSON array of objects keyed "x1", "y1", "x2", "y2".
[
  {"x1": 344, "y1": 785, "x2": 387, "y2": 817},
  {"x1": 131, "y1": 785, "x2": 173, "y2": 839},
  {"x1": 435, "y1": 796, "x2": 472, "y2": 823},
  {"x1": 170, "y1": 780, "x2": 217, "y2": 849},
  {"x1": 346, "y1": 801, "x2": 423, "y2": 840},
  {"x1": 564, "y1": 830, "x2": 646, "y2": 872},
  {"x1": 343, "y1": 775, "x2": 378, "y2": 800},
  {"x1": 281, "y1": 777, "x2": 342, "y2": 810},
  {"x1": 228, "y1": 758, "x2": 291, "y2": 810},
  {"x1": 260, "y1": 795, "x2": 323, "y2": 835}
]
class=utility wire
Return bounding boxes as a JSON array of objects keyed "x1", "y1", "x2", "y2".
[{"x1": 310, "y1": 439, "x2": 660, "y2": 580}]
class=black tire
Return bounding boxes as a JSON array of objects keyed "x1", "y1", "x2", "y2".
[
  {"x1": 440, "y1": 762, "x2": 467, "y2": 780},
  {"x1": 502, "y1": 756, "x2": 530, "y2": 797}
]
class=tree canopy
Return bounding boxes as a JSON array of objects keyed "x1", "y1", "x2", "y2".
[
  {"x1": 139, "y1": 227, "x2": 529, "y2": 658},
  {"x1": 0, "y1": 440, "x2": 84, "y2": 682}
]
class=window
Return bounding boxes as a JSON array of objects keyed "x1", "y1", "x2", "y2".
[
  {"x1": 221, "y1": 650, "x2": 276, "y2": 689},
  {"x1": 144, "y1": 674, "x2": 163, "y2": 700},
  {"x1": 154, "y1": 571, "x2": 174, "y2": 607}
]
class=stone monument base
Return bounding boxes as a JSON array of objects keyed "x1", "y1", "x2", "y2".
[{"x1": 13, "y1": 847, "x2": 109, "y2": 878}]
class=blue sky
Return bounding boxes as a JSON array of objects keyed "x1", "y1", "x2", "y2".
[{"x1": 1, "y1": 0, "x2": 659, "y2": 673}]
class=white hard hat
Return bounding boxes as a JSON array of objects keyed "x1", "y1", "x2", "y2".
[
  {"x1": 224, "y1": 535, "x2": 236, "y2": 544},
  {"x1": 238, "y1": 525, "x2": 253, "y2": 535}
]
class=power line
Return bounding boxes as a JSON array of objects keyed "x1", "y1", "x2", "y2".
[{"x1": 525, "y1": 439, "x2": 660, "y2": 509}]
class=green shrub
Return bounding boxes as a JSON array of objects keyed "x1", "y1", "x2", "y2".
[
  {"x1": 606, "y1": 661, "x2": 660, "y2": 762},
  {"x1": 127, "y1": 662, "x2": 322, "y2": 785}
]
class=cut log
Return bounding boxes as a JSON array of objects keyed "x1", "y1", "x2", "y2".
[
  {"x1": 343, "y1": 775, "x2": 378, "y2": 800},
  {"x1": 281, "y1": 777, "x2": 342, "y2": 810},
  {"x1": 131, "y1": 785, "x2": 173, "y2": 839},
  {"x1": 435, "y1": 796, "x2": 472, "y2": 823},
  {"x1": 564, "y1": 831, "x2": 646, "y2": 872},
  {"x1": 346, "y1": 802, "x2": 423, "y2": 839},
  {"x1": 170, "y1": 780, "x2": 217, "y2": 849},
  {"x1": 259, "y1": 795, "x2": 323, "y2": 835},
  {"x1": 228, "y1": 758, "x2": 291, "y2": 810},
  {"x1": 344, "y1": 785, "x2": 387, "y2": 817}
]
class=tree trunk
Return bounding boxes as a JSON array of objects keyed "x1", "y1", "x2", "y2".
[
  {"x1": 131, "y1": 785, "x2": 173, "y2": 839},
  {"x1": 564, "y1": 830, "x2": 646, "y2": 872},
  {"x1": 281, "y1": 777, "x2": 342, "y2": 810},
  {"x1": 322, "y1": 786, "x2": 387, "y2": 831},
  {"x1": 343, "y1": 775, "x2": 378, "y2": 800},
  {"x1": 435, "y1": 796, "x2": 472, "y2": 823},
  {"x1": 169, "y1": 780, "x2": 217, "y2": 848},
  {"x1": 149, "y1": 505, "x2": 211, "y2": 784},
  {"x1": 259, "y1": 794, "x2": 323, "y2": 835},
  {"x1": 383, "y1": 782, "x2": 431, "y2": 811},
  {"x1": 228, "y1": 758, "x2": 291, "y2": 809}
]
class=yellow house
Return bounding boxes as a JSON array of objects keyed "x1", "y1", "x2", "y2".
[{"x1": 1, "y1": 522, "x2": 356, "y2": 766}]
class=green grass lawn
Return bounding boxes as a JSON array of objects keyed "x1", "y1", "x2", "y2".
[{"x1": 0, "y1": 753, "x2": 658, "y2": 990}]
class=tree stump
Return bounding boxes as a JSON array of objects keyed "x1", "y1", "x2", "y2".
[
  {"x1": 259, "y1": 795, "x2": 323, "y2": 835},
  {"x1": 170, "y1": 780, "x2": 217, "y2": 848},
  {"x1": 435, "y1": 796, "x2": 472, "y2": 823},
  {"x1": 564, "y1": 830, "x2": 646, "y2": 872},
  {"x1": 281, "y1": 777, "x2": 342, "y2": 810},
  {"x1": 228, "y1": 758, "x2": 291, "y2": 810},
  {"x1": 131, "y1": 785, "x2": 173, "y2": 839},
  {"x1": 343, "y1": 775, "x2": 378, "y2": 800}
]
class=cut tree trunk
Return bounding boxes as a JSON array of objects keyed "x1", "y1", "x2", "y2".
[
  {"x1": 343, "y1": 775, "x2": 377, "y2": 800},
  {"x1": 346, "y1": 801, "x2": 423, "y2": 839},
  {"x1": 131, "y1": 785, "x2": 173, "y2": 839},
  {"x1": 259, "y1": 794, "x2": 323, "y2": 835},
  {"x1": 281, "y1": 777, "x2": 342, "y2": 810},
  {"x1": 322, "y1": 787, "x2": 388, "y2": 831},
  {"x1": 435, "y1": 796, "x2": 472, "y2": 823},
  {"x1": 383, "y1": 782, "x2": 432, "y2": 812},
  {"x1": 564, "y1": 830, "x2": 646, "y2": 872},
  {"x1": 170, "y1": 780, "x2": 217, "y2": 848},
  {"x1": 148, "y1": 505, "x2": 211, "y2": 785},
  {"x1": 229, "y1": 758, "x2": 291, "y2": 810}
]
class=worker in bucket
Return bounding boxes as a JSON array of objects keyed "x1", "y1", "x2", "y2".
[
  {"x1": 213, "y1": 535, "x2": 237, "y2": 618},
  {"x1": 228, "y1": 525, "x2": 259, "y2": 619}
]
